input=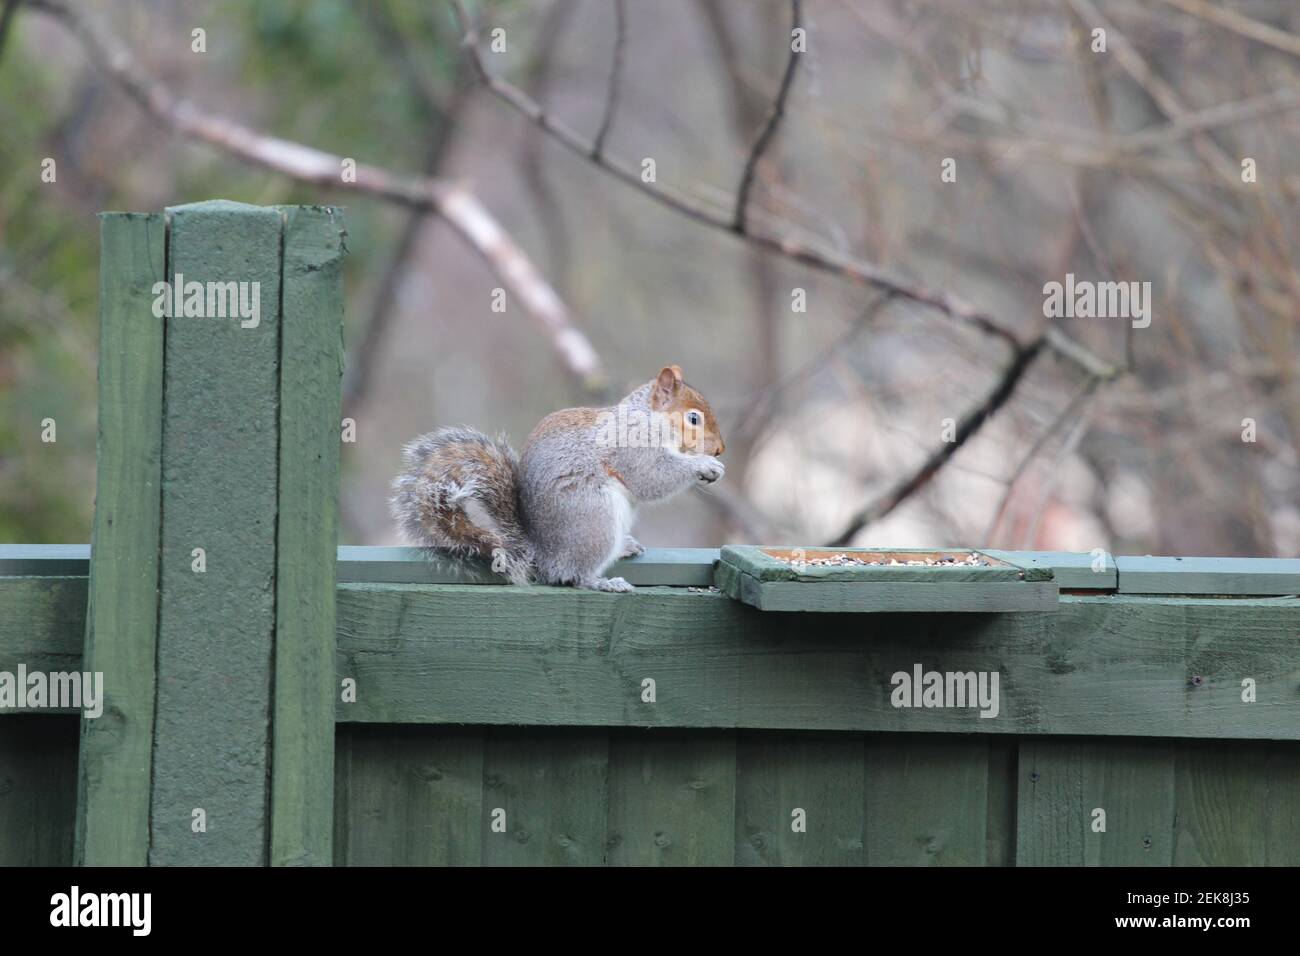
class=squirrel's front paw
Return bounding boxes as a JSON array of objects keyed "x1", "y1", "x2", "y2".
[
  {"x1": 590, "y1": 576, "x2": 635, "y2": 593},
  {"x1": 695, "y1": 457, "x2": 725, "y2": 484},
  {"x1": 620, "y1": 536, "x2": 645, "y2": 558}
]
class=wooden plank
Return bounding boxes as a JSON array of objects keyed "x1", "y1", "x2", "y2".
[
  {"x1": 336, "y1": 586, "x2": 1300, "y2": 739},
  {"x1": 864, "y1": 735, "x2": 989, "y2": 865},
  {"x1": 0, "y1": 544, "x2": 90, "y2": 577},
  {"x1": 74, "y1": 211, "x2": 165, "y2": 866},
  {"x1": 0, "y1": 716, "x2": 79, "y2": 865},
  {"x1": 149, "y1": 200, "x2": 283, "y2": 865},
  {"x1": 270, "y1": 206, "x2": 345, "y2": 867},
  {"x1": 480, "y1": 729, "x2": 609, "y2": 866},
  {"x1": 1117, "y1": 555, "x2": 1300, "y2": 595},
  {"x1": 720, "y1": 545, "x2": 1049, "y2": 582},
  {"x1": 734, "y1": 732, "x2": 864, "y2": 866},
  {"x1": 1172, "y1": 740, "x2": 1300, "y2": 865},
  {"x1": 333, "y1": 725, "x2": 484, "y2": 866},
  {"x1": 985, "y1": 550, "x2": 1117, "y2": 590},
  {"x1": 985, "y1": 736, "x2": 1018, "y2": 866},
  {"x1": 722, "y1": 574, "x2": 1060, "y2": 613},
  {"x1": 606, "y1": 731, "x2": 736, "y2": 865},
  {"x1": 0, "y1": 577, "x2": 86, "y2": 686},
  {"x1": 336, "y1": 546, "x2": 718, "y2": 586},
  {"x1": 1015, "y1": 739, "x2": 1176, "y2": 866}
]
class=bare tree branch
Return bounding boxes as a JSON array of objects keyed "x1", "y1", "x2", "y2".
[
  {"x1": 826, "y1": 337, "x2": 1048, "y2": 547},
  {"x1": 591, "y1": 0, "x2": 626, "y2": 161},
  {"x1": 1154, "y1": 0, "x2": 1300, "y2": 59},
  {"x1": 1066, "y1": 0, "x2": 1240, "y2": 188},
  {"x1": 447, "y1": 0, "x2": 1118, "y2": 377},
  {"x1": 982, "y1": 374, "x2": 1101, "y2": 545},
  {"x1": 26, "y1": 0, "x2": 607, "y2": 393},
  {"x1": 733, "y1": 0, "x2": 801, "y2": 232}
]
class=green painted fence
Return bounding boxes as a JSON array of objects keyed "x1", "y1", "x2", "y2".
[{"x1": 0, "y1": 202, "x2": 1297, "y2": 866}]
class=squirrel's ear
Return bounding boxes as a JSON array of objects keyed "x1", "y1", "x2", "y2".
[
  {"x1": 656, "y1": 366, "x2": 681, "y2": 391},
  {"x1": 653, "y1": 366, "x2": 679, "y2": 406}
]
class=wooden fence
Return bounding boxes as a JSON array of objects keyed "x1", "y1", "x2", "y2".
[{"x1": 0, "y1": 202, "x2": 1297, "y2": 866}]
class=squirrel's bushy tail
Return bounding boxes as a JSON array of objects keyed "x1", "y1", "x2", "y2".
[{"x1": 389, "y1": 427, "x2": 534, "y2": 585}]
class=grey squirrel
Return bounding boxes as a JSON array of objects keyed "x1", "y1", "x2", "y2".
[{"x1": 390, "y1": 365, "x2": 726, "y2": 592}]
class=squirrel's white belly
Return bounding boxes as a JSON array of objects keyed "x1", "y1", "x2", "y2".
[{"x1": 603, "y1": 481, "x2": 635, "y2": 572}]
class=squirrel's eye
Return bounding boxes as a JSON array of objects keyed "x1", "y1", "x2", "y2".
[{"x1": 686, "y1": 410, "x2": 702, "y2": 426}]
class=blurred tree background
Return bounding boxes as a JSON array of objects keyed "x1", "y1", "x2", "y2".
[{"x1": 1, "y1": 0, "x2": 1297, "y2": 557}]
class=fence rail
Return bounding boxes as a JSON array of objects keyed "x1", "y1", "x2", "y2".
[{"x1": 0, "y1": 202, "x2": 1296, "y2": 867}]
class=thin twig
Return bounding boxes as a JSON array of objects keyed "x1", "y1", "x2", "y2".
[
  {"x1": 733, "y1": 0, "x2": 802, "y2": 232},
  {"x1": 1021, "y1": 391, "x2": 1100, "y2": 549},
  {"x1": 590, "y1": 0, "x2": 626, "y2": 161},
  {"x1": 27, "y1": 0, "x2": 607, "y2": 393},
  {"x1": 826, "y1": 337, "x2": 1048, "y2": 547},
  {"x1": 1154, "y1": 0, "x2": 1300, "y2": 59},
  {"x1": 982, "y1": 374, "x2": 1101, "y2": 545},
  {"x1": 731, "y1": 292, "x2": 895, "y2": 446},
  {"x1": 448, "y1": 0, "x2": 1118, "y2": 369}
]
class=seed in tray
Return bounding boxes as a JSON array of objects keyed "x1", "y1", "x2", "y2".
[{"x1": 778, "y1": 552, "x2": 990, "y2": 568}]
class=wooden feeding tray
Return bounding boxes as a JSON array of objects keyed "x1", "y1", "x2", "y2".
[{"x1": 715, "y1": 546, "x2": 1059, "y2": 613}]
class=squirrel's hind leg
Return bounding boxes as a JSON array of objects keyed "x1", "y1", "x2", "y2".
[{"x1": 528, "y1": 484, "x2": 636, "y2": 592}]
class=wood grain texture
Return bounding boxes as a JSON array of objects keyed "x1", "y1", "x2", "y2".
[
  {"x1": 480, "y1": 729, "x2": 609, "y2": 866},
  {"x1": 864, "y1": 735, "x2": 990, "y2": 865},
  {"x1": 335, "y1": 586, "x2": 1300, "y2": 739},
  {"x1": 606, "y1": 731, "x2": 736, "y2": 866},
  {"x1": 75, "y1": 212, "x2": 165, "y2": 866},
  {"x1": 1172, "y1": 740, "x2": 1300, "y2": 865},
  {"x1": 0, "y1": 577, "x2": 85, "y2": 685},
  {"x1": 1016, "y1": 739, "x2": 1176, "y2": 866},
  {"x1": 333, "y1": 725, "x2": 484, "y2": 866},
  {"x1": 270, "y1": 206, "x2": 345, "y2": 867},
  {"x1": 734, "y1": 732, "x2": 864, "y2": 865},
  {"x1": 0, "y1": 716, "x2": 79, "y2": 865},
  {"x1": 149, "y1": 200, "x2": 282, "y2": 865}
]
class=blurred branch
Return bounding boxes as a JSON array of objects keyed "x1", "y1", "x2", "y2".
[
  {"x1": 826, "y1": 337, "x2": 1048, "y2": 547},
  {"x1": 590, "y1": 0, "x2": 626, "y2": 161},
  {"x1": 25, "y1": 0, "x2": 607, "y2": 393},
  {"x1": 448, "y1": 0, "x2": 1119, "y2": 379},
  {"x1": 733, "y1": 0, "x2": 801, "y2": 232},
  {"x1": 1066, "y1": 0, "x2": 1239, "y2": 188},
  {"x1": 732, "y1": 292, "x2": 895, "y2": 448},
  {"x1": 1021, "y1": 389, "x2": 1100, "y2": 549},
  {"x1": 1154, "y1": 0, "x2": 1300, "y2": 59},
  {"x1": 982, "y1": 374, "x2": 1101, "y2": 545}
]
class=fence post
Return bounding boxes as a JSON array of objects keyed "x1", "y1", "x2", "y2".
[
  {"x1": 74, "y1": 213, "x2": 165, "y2": 866},
  {"x1": 75, "y1": 201, "x2": 345, "y2": 866},
  {"x1": 271, "y1": 206, "x2": 346, "y2": 866}
]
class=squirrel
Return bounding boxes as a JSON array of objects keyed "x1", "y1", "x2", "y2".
[{"x1": 390, "y1": 365, "x2": 726, "y2": 592}]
